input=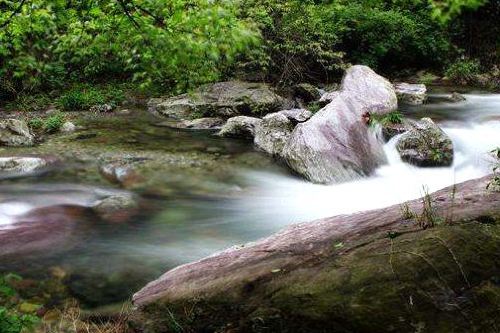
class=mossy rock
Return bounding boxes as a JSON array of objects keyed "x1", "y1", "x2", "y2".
[
  {"x1": 132, "y1": 177, "x2": 500, "y2": 332},
  {"x1": 135, "y1": 221, "x2": 500, "y2": 333}
]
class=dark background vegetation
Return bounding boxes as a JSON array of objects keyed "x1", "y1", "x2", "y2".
[{"x1": 0, "y1": 0, "x2": 498, "y2": 107}]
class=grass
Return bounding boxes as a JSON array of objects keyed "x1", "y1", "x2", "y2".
[
  {"x1": 400, "y1": 185, "x2": 446, "y2": 229},
  {"x1": 28, "y1": 113, "x2": 65, "y2": 134},
  {"x1": 57, "y1": 83, "x2": 127, "y2": 111},
  {"x1": 36, "y1": 301, "x2": 130, "y2": 333},
  {"x1": 370, "y1": 111, "x2": 404, "y2": 126}
]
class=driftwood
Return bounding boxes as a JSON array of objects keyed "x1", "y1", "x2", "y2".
[{"x1": 132, "y1": 176, "x2": 500, "y2": 332}]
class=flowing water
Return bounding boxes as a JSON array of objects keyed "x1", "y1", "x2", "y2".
[{"x1": 1, "y1": 89, "x2": 499, "y2": 308}]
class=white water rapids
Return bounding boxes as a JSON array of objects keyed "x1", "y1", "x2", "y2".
[
  {"x1": 233, "y1": 93, "x2": 500, "y2": 228},
  {"x1": 1, "y1": 92, "x2": 499, "y2": 267}
]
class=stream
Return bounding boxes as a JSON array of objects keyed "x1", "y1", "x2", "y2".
[{"x1": 1, "y1": 88, "x2": 499, "y2": 309}]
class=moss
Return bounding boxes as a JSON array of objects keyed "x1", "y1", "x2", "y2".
[{"x1": 136, "y1": 220, "x2": 500, "y2": 332}]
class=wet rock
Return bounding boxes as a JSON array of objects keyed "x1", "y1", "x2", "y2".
[
  {"x1": 99, "y1": 162, "x2": 142, "y2": 188},
  {"x1": 254, "y1": 113, "x2": 294, "y2": 156},
  {"x1": 293, "y1": 83, "x2": 321, "y2": 103},
  {"x1": 90, "y1": 104, "x2": 114, "y2": 113},
  {"x1": 381, "y1": 119, "x2": 416, "y2": 141},
  {"x1": 319, "y1": 90, "x2": 340, "y2": 104},
  {"x1": 394, "y1": 82, "x2": 427, "y2": 105},
  {"x1": 282, "y1": 65, "x2": 397, "y2": 184},
  {"x1": 277, "y1": 109, "x2": 312, "y2": 124},
  {"x1": 132, "y1": 177, "x2": 500, "y2": 333},
  {"x1": 396, "y1": 118, "x2": 454, "y2": 167},
  {"x1": 67, "y1": 269, "x2": 153, "y2": 308},
  {"x1": 0, "y1": 156, "x2": 58, "y2": 175},
  {"x1": 0, "y1": 205, "x2": 89, "y2": 259},
  {"x1": 448, "y1": 92, "x2": 466, "y2": 102},
  {"x1": 60, "y1": 121, "x2": 76, "y2": 133},
  {"x1": 149, "y1": 81, "x2": 291, "y2": 120},
  {"x1": 157, "y1": 117, "x2": 225, "y2": 130},
  {"x1": 0, "y1": 119, "x2": 34, "y2": 146},
  {"x1": 92, "y1": 192, "x2": 138, "y2": 223},
  {"x1": 217, "y1": 116, "x2": 262, "y2": 139}
]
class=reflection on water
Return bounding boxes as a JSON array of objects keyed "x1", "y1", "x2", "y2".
[{"x1": 1, "y1": 89, "x2": 500, "y2": 307}]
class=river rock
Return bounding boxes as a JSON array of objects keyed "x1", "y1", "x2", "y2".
[
  {"x1": 254, "y1": 113, "x2": 294, "y2": 156},
  {"x1": 90, "y1": 104, "x2": 114, "y2": 113},
  {"x1": 448, "y1": 92, "x2": 466, "y2": 102},
  {"x1": 99, "y1": 162, "x2": 142, "y2": 188},
  {"x1": 149, "y1": 81, "x2": 291, "y2": 120},
  {"x1": 217, "y1": 116, "x2": 262, "y2": 139},
  {"x1": 60, "y1": 121, "x2": 77, "y2": 133},
  {"x1": 394, "y1": 82, "x2": 427, "y2": 105},
  {"x1": 319, "y1": 90, "x2": 341, "y2": 104},
  {"x1": 0, "y1": 119, "x2": 34, "y2": 146},
  {"x1": 277, "y1": 109, "x2": 312, "y2": 124},
  {"x1": 282, "y1": 65, "x2": 397, "y2": 184},
  {"x1": 396, "y1": 118, "x2": 453, "y2": 167},
  {"x1": 0, "y1": 155, "x2": 58, "y2": 176},
  {"x1": 132, "y1": 176, "x2": 500, "y2": 333},
  {"x1": 157, "y1": 117, "x2": 224, "y2": 130},
  {"x1": 293, "y1": 83, "x2": 321, "y2": 103},
  {"x1": 92, "y1": 191, "x2": 138, "y2": 223}
]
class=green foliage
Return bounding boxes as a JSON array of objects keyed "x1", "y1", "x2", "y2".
[
  {"x1": 57, "y1": 84, "x2": 126, "y2": 111},
  {"x1": 44, "y1": 113, "x2": 65, "y2": 133},
  {"x1": 240, "y1": 0, "x2": 451, "y2": 84},
  {"x1": 28, "y1": 114, "x2": 65, "y2": 134},
  {"x1": 0, "y1": 0, "x2": 259, "y2": 97},
  {"x1": 0, "y1": 274, "x2": 39, "y2": 333},
  {"x1": 27, "y1": 118, "x2": 44, "y2": 131},
  {"x1": 445, "y1": 58, "x2": 481, "y2": 84},
  {"x1": 240, "y1": 0, "x2": 346, "y2": 84},
  {"x1": 429, "y1": 0, "x2": 489, "y2": 23},
  {"x1": 371, "y1": 111, "x2": 404, "y2": 126}
]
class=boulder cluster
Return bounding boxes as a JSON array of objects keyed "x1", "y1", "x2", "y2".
[{"x1": 149, "y1": 66, "x2": 454, "y2": 183}]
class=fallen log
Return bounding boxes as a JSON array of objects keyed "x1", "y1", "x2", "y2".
[{"x1": 132, "y1": 176, "x2": 500, "y2": 333}]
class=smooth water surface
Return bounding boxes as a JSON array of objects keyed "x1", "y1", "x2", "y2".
[{"x1": 1, "y1": 89, "x2": 499, "y2": 307}]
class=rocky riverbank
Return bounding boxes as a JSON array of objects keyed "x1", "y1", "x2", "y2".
[{"x1": 132, "y1": 175, "x2": 500, "y2": 333}]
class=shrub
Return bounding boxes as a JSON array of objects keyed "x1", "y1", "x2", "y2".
[
  {"x1": 28, "y1": 118, "x2": 44, "y2": 131},
  {"x1": 0, "y1": 0, "x2": 258, "y2": 96},
  {"x1": 240, "y1": 0, "x2": 346, "y2": 84},
  {"x1": 57, "y1": 84, "x2": 126, "y2": 111},
  {"x1": 239, "y1": 0, "x2": 451, "y2": 84},
  {"x1": 0, "y1": 274, "x2": 39, "y2": 333},
  {"x1": 445, "y1": 58, "x2": 481, "y2": 84},
  {"x1": 44, "y1": 114, "x2": 65, "y2": 133},
  {"x1": 28, "y1": 114, "x2": 65, "y2": 133}
]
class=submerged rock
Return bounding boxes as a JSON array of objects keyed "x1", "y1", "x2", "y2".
[
  {"x1": 156, "y1": 117, "x2": 224, "y2": 130},
  {"x1": 396, "y1": 118, "x2": 454, "y2": 167},
  {"x1": 394, "y1": 82, "x2": 427, "y2": 105},
  {"x1": 0, "y1": 119, "x2": 34, "y2": 146},
  {"x1": 217, "y1": 116, "x2": 262, "y2": 139},
  {"x1": 99, "y1": 162, "x2": 142, "y2": 188},
  {"x1": 282, "y1": 65, "x2": 397, "y2": 184},
  {"x1": 92, "y1": 191, "x2": 138, "y2": 223},
  {"x1": 131, "y1": 177, "x2": 500, "y2": 333},
  {"x1": 149, "y1": 81, "x2": 291, "y2": 120},
  {"x1": 448, "y1": 92, "x2": 467, "y2": 102},
  {"x1": 254, "y1": 113, "x2": 294, "y2": 156}
]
